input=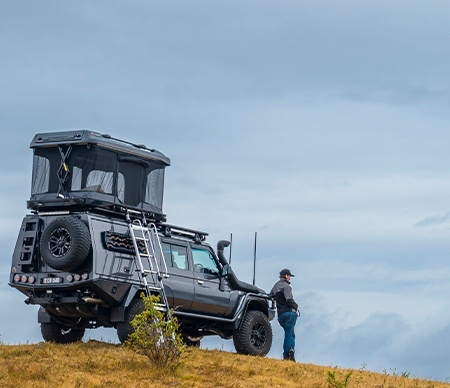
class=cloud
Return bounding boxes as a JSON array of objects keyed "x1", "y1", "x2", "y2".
[
  {"x1": 296, "y1": 293, "x2": 450, "y2": 380},
  {"x1": 397, "y1": 320, "x2": 450, "y2": 380},
  {"x1": 415, "y1": 212, "x2": 450, "y2": 228},
  {"x1": 2, "y1": 0, "x2": 450, "y2": 381}
]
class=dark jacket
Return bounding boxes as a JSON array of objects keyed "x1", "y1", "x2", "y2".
[{"x1": 270, "y1": 278, "x2": 299, "y2": 315}]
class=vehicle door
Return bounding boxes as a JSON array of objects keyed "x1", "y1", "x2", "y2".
[
  {"x1": 160, "y1": 241, "x2": 194, "y2": 311},
  {"x1": 190, "y1": 244, "x2": 231, "y2": 316}
]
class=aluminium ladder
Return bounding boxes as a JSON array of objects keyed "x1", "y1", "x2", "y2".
[{"x1": 126, "y1": 216, "x2": 170, "y2": 313}]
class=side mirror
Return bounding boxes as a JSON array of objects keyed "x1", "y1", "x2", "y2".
[{"x1": 221, "y1": 264, "x2": 229, "y2": 277}]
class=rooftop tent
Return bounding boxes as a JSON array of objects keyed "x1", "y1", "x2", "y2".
[{"x1": 28, "y1": 130, "x2": 170, "y2": 219}]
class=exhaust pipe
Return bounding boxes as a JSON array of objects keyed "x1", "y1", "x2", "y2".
[{"x1": 81, "y1": 297, "x2": 103, "y2": 304}]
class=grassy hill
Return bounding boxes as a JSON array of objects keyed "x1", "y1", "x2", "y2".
[{"x1": 0, "y1": 341, "x2": 448, "y2": 388}]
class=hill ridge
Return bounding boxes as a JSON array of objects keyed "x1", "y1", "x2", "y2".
[{"x1": 0, "y1": 341, "x2": 448, "y2": 387}]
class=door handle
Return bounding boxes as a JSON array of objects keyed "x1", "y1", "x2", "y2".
[{"x1": 197, "y1": 280, "x2": 204, "y2": 285}]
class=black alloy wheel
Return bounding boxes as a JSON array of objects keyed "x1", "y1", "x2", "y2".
[
  {"x1": 40, "y1": 216, "x2": 91, "y2": 271},
  {"x1": 233, "y1": 310, "x2": 273, "y2": 356}
]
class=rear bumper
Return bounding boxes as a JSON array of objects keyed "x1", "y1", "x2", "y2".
[{"x1": 9, "y1": 278, "x2": 132, "y2": 307}]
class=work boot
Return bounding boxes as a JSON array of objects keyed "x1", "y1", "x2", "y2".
[{"x1": 288, "y1": 348, "x2": 295, "y2": 362}]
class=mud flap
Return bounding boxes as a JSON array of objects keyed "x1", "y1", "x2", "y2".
[
  {"x1": 110, "y1": 284, "x2": 140, "y2": 323},
  {"x1": 38, "y1": 307, "x2": 51, "y2": 323},
  {"x1": 110, "y1": 305, "x2": 126, "y2": 323}
]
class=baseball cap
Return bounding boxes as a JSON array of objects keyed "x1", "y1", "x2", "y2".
[{"x1": 279, "y1": 268, "x2": 295, "y2": 277}]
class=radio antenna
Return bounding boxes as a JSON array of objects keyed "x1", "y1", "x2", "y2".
[
  {"x1": 229, "y1": 233, "x2": 233, "y2": 264},
  {"x1": 253, "y1": 232, "x2": 257, "y2": 285}
]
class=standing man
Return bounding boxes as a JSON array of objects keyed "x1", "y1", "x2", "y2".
[{"x1": 270, "y1": 268, "x2": 299, "y2": 361}]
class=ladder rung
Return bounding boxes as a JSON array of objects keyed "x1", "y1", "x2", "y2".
[
  {"x1": 141, "y1": 269, "x2": 158, "y2": 275},
  {"x1": 146, "y1": 285, "x2": 163, "y2": 291}
]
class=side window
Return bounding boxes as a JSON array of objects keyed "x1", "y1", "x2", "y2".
[
  {"x1": 71, "y1": 167, "x2": 123, "y2": 201},
  {"x1": 161, "y1": 243, "x2": 188, "y2": 270},
  {"x1": 145, "y1": 168, "x2": 164, "y2": 208},
  {"x1": 31, "y1": 155, "x2": 50, "y2": 194},
  {"x1": 116, "y1": 173, "x2": 125, "y2": 203},
  {"x1": 191, "y1": 247, "x2": 220, "y2": 275},
  {"x1": 71, "y1": 166, "x2": 82, "y2": 191},
  {"x1": 86, "y1": 170, "x2": 114, "y2": 194}
]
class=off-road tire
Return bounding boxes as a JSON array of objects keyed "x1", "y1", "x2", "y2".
[
  {"x1": 233, "y1": 310, "x2": 272, "y2": 356},
  {"x1": 40, "y1": 216, "x2": 91, "y2": 271},
  {"x1": 183, "y1": 336, "x2": 201, "y2": 347},
  {"x1": 117, "y1": 298, "x2": 145, "y2": 343},
  {"x1": 41, "y1": 321, "x2": 85, "y2": 343}
]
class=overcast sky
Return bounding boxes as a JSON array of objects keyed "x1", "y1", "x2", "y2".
[{"x1": 2, "y1": 0, "x2": 450, "y2": 381}]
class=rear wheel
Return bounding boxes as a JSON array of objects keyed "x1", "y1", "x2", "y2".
[
  {"x1": 183, "y1": 335, "x2": 201, "y2": 347},
  {"x1": 233, "y1": 310, "x2": 272, "y2": 356},
  {"x1": 41, "y1": 321, "x2": 85, "y2": 344},
  {"x1": 117, "y1": 298, "x2": 144, "y2": 343}
]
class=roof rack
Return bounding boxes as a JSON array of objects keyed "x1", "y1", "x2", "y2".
[
  {"x1": 123, "y1": 209, "x2": 208, "y2": 243},
  {"x1": 158, "y1": 223, "x2": 208, "y2": 243}
]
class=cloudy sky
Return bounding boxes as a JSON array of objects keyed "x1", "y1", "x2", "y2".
[{"x1": 2, "y1": 0, "x2": 450, "y2": 381}]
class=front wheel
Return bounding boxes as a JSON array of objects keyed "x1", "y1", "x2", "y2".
[
  {"x1": 41, "y1": 321, "x2": 85, "y2": 344},
  {"x1": 233, "y1": 310, "x2": 272, "y2": 356}
]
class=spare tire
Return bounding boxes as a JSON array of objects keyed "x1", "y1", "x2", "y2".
[{"x1": 40, "y1": 216, "x2": 91, "y2": 271}]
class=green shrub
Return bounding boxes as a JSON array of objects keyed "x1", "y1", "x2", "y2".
[
  {"x1": 327, "y1": 368, "x2": 353, "y2": 388},
  {"x1": 125, "y1": 294, "x2": 185, "y2": 370}
]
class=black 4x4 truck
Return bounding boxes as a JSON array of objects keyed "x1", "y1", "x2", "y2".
[{"x1": 9, "y1": 130, "x2": 275, "y2": 356}]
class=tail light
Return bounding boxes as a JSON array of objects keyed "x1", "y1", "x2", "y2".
[
  {"x1": 13, "y1": 274, "x2": 35, "y2": 283},
  {"x1": 66, "y1": 273, "x2": 89, "y2": 282}
]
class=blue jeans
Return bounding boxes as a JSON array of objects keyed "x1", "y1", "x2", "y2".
[{"x1": 278, "y1": 311, "x2": 297, "y2": 358}]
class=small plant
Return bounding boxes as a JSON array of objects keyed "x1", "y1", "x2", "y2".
[
  {"x1": 401, "y1": 370, "x2": 411, "y2": 378},
  {"x1": 355, "y1": 363, "x2": 367, "y2": 388},
  {"x1": 389, "y1": 367, "x2": 411, "y2": 378},
  {"x1": 125, "y1": 294, "x2": 185, "y2": 370},
  {"x1": 327, "y1": 367, "x2": 353, "y2": 388}
]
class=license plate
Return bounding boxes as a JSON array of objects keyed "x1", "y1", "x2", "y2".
[{"x1": 42, "y1": 277, "x2": 63, "y2": 284}]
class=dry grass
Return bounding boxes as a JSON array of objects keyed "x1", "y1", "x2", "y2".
[{"x1": 0, "y1": 341, "x2": 448, "y2": 388}]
